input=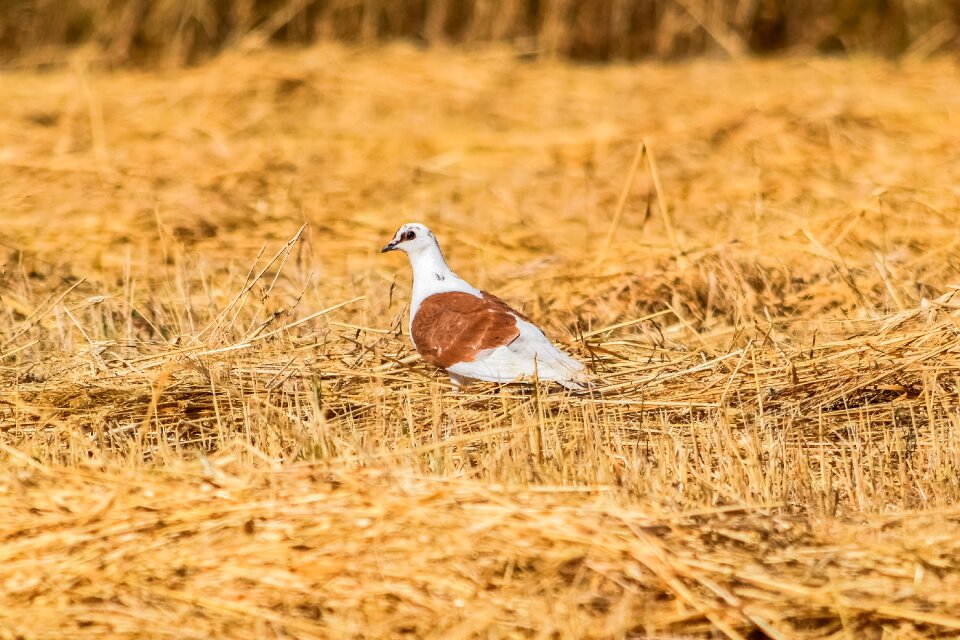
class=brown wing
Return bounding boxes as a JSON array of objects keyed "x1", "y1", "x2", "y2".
[
  {"x1": 412, "y1": 292, "x2": 522, "y2": 369},
  {"x1": 479, "y1": 290, "x2": 531, "y2": 322}
]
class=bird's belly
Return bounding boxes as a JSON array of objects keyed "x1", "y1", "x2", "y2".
[{"x1": 445, "y1": 345, "x2": 536, "y2": 382}]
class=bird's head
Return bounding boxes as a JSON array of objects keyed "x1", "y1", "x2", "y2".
[{"x1": 381, "y1": 223, "x2": 435, "y2": 255}]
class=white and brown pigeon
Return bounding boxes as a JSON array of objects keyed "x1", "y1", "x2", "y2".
[{"x1": 382, "y1": 223, "x2": 589, "y2": 390}]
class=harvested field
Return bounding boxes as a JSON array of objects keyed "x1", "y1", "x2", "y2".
[{"x1": 2, "y1": 44, "x2": 960, "y2": 637}]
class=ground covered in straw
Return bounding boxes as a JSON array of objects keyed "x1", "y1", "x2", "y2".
[{"x1": 2, "y1": 45, "x2": 960, "y2": 638}]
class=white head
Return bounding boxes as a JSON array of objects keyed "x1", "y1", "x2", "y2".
[{"x1": 381, "y1": 223, "x2": 438, "y2": 257}]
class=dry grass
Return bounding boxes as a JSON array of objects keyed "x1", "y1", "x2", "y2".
[
  {"x1": 2, "y1": 0, "x2": 958, "y2": 66},
  {"x1": 2, "y1": 44, "x2": 960, "y2": 637}
]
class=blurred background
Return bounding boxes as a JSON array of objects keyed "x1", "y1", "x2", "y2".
[{"x1": 2, "y1": 0, "x2": 958, "y2": 67}]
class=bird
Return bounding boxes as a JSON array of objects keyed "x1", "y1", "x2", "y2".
[{"x1": 381, "y1": 222, "x2": 589, "y2": 390}]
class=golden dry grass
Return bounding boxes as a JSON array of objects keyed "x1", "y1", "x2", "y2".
[
  {"x1": 3, "y1": 0, "x2": 957, "y2": 66},
  {"x1": 2, "y1": 44, "x2": 960, "y2": 637}
]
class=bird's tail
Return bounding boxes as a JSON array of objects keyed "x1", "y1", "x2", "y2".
[
  {"x1": 535, "y1": 348, "x2": 593, "y2": 392},
  {"x1": 557, "y1": 369, "x2": 594, "y2": 392}
]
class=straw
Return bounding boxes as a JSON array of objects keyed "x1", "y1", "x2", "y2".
[{"x1": 1, "y1": 45, "x2": 960, "y2": 637}]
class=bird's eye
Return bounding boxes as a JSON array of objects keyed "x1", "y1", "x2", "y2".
[{"x1": 403, "y1": 230, "x2": 416, "y2": 241}]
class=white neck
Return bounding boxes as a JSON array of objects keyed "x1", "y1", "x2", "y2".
[
  {"x1": 409, "y1": 240, "x2": 454, "y2": 283},
  {"x1": 405, "y1": 240, "x2": 480, "y2": 332}
]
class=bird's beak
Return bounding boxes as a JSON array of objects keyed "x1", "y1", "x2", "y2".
[{"x1": 381, "y1": 240, "x2": 399, "y2": 253}]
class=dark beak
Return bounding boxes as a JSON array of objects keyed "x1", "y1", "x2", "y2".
[{"x1": 381, "y1": 241, "x2": 398, "y2": 253}]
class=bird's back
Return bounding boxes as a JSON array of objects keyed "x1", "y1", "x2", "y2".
[{"x1": 441, "y1": 298, "x2": 588, "y2": 389}]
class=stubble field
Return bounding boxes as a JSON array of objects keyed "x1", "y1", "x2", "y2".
[{"x1": 2, "y1": 44, "x2": 960, "y2": 638}]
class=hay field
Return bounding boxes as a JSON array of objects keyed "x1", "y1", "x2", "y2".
[{"x1": 2, "y1": 44, "x2": 960, "y2": 637}]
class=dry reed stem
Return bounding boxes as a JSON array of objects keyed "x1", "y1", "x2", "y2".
[{"x1": 1, "y1": 0, "x2": 957, "y2": 66}]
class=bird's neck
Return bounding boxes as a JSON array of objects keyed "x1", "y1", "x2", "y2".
[
  {"x1": 407, "y1": 243, "x2": 477, "y2": 329},
  {"x1": 409, "y1": 243, "x2": 456, "y2": 288}
]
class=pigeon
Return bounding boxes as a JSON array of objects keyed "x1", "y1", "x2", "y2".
[{"x1": 382, "y1": 223, "x2": 589, "y2": 390}]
